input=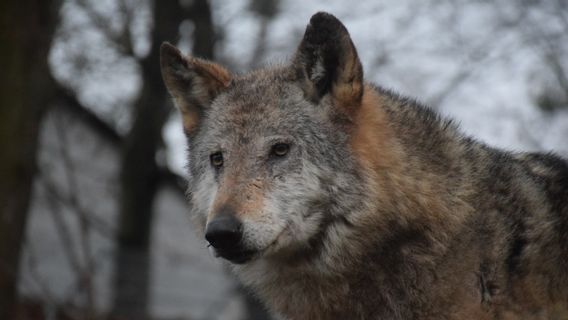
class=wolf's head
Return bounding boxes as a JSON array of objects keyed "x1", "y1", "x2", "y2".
[{"x1": 160, "y1": 12, "x2": 373, "y2": 264}]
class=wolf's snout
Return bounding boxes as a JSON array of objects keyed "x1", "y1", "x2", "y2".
[{"x1": 205, "y1": 212, "x2": 242, "y2": 251}]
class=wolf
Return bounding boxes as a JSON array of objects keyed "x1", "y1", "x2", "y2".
[{"x1": 160, "y1": 12, "x2": 568, "y2": 320}]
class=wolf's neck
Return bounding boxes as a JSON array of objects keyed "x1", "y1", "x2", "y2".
[{"x1": 351, "y1": 85, "x2": 472, "y2": 237}]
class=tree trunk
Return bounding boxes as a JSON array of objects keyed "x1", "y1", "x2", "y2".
[
  {"x1": 0, "y1": 0, "x2": 61, "y2": 318},
  {"x1": 111, "y1": 0, "x2": 216, "y2": 316},
  {"x1": 190, "y1": 0, "x2": 216, "y2": 60}
]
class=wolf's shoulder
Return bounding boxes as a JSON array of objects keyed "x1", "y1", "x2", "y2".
[{"x1": 513, "y1": 151, "x2": 568, "y2": 191}]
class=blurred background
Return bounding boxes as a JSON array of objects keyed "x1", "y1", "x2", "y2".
[{"x1": 1, "y1": 0, "x2": 567, "y2": 319}]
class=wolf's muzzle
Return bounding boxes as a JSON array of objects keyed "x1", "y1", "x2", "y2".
[
  {"x1": 205, "y1": 213, "x2": 243, "y2": 250},
  {"x1": 205, "y1": 210, "x2": 256, "y2": 263}
]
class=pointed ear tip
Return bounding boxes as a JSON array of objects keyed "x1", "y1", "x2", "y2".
[
  {"x1": 309, "y1": 12, "x2": 344, "y2": 29},
  {"x1": 160, "y1": 42, "x2": 179, "y2": 56},
  {"x1": 160, "y1": 43, "x2": 185, "y2": 70},
  {"x1": 299, "y1": 12, "x2": 350, "y2": 51},
  {"x1": 302, "y1": 12, "x2": 349, "y2": 45}
]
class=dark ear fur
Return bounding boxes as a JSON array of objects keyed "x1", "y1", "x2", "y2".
[
  {"x1": 160, "y1": 42, "x2": 232, "y2": 135},
  {"x1": 294, "y1": 12, "x2": 364, "y2": 110}
]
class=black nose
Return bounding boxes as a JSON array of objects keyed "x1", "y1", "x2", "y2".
[{"x1": 205, "y1": 212, "x2": 242, "y2": 251}]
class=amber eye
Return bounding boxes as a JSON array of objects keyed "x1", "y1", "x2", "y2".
[
  {"x1": 210, "y1": 152, "x2": 224, "y2": 168},
  {"x1": 271, "y1": 143, "x2": 290, "y2": 157}
]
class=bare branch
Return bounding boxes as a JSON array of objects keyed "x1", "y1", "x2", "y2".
[
  {"x1": 21, "y1": 241, "x2": 60, "y2": 309},
  {"x1": 73, "y1": 0, "x2": 135, "y2": 56},
  {"x1": 54, "y1": 84, "x2": 188, "y2": 194}
]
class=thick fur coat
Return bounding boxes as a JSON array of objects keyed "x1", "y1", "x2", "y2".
[{"x1": 160, "y1": 12, "x2": 568, "y2": 320}]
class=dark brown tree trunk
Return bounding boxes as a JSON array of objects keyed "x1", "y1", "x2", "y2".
[
  {"x1": 111, "y1": 2, "x2": 178, "y2": 317},
  {"x1": 0, "y1": 0, "x2": 61, "y2": 318},
  {"x1": 111, "y1": 0, "x2": 216, "y2": 317},
  {"x1": 189, "y1": 0, "x2": 216, "y2": 60}
]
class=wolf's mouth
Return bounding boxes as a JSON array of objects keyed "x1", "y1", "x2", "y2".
[
  {"x1": 210, "y1": 222, "x2": 292, "y2": 264},
  {"x1": 215, "y1": 248, "x2": 257, "y2": 264}
]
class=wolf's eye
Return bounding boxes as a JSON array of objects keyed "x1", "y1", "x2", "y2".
[
  {"x1": 210, "y1": 152, "x2": 224, "y2": 168},
  {"x1": 271, "y1": 143, "x2": 290, "y2": 157}
]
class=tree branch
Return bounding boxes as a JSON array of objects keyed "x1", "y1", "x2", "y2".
[
  {"x1": 73, "y1": 0, "x2": 135, "y2": 57},
  {"x1": 53, "y1": 84, "x2": 187, "y2": 195}
]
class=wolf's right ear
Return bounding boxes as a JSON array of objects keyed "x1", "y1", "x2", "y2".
[{"x1": 160, "y1": 42, "x2": 232, "y2": 135}]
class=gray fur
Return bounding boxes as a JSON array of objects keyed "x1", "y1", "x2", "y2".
[{"x1": 161, "y1": 12, "x2": 568, "y2": 320}]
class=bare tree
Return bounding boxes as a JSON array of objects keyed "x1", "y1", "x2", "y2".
[
  {"x1": 111, "y1": 0, "x2": 216, "y2": 317},
  {"x1": 0, "y1": 0, "x2": 62, "y2": 318}
]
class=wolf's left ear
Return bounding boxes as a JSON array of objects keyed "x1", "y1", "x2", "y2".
[
  {"x1": 294, "y1": 12, "x2": 363, "y2": 110},
  {"x1": 160, "y1": 42, "x2": 232, "y2": 135}
]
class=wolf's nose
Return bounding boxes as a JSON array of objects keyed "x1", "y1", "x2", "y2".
[{"x1": 205, "y1": 212, "x2": 242, "y2": 250}]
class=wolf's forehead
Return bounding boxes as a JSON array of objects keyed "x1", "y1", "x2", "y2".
[
  {"x1": 211, "y1": 78, "x2": 304, "y2": 121},
  {"x1": 200, "y1": 71, "x2": 314, "y2": 144},
  {"x1": 226, "y1": 76, "x2": 297, "y2": 105},
  {"x1": 212, "y1": 91, "x2": 278, "y2": 125}
]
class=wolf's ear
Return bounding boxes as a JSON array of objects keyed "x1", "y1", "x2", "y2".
[
  {"x1": 160, "y1": 42, "x2": 232, "y2": 135},
  {"x1": 293, "y1": 12, "x2": 363, "y2": 110}
]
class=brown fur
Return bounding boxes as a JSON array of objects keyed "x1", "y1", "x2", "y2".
[
  {"x1": 211, "y1": 176, "x2": 267, "y2": 221},
  {"x1": 350, "y1": 86, "x2": 402, "y2": 174},
  {"x1": 160, "y1": 43, "x2": 231, "y2": 134}
]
